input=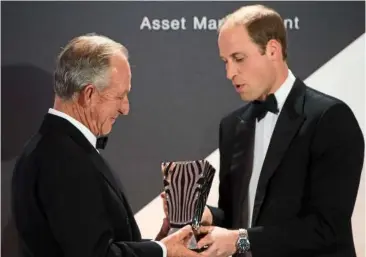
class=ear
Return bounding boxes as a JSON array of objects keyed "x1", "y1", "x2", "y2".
[
  {"x1": 265, "y1": 39, "x2": 282, "y2": 61},
  {"x1": 78, "y1": 84, "x2": 96, "y2": 107}
]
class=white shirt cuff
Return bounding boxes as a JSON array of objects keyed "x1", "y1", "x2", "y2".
[{"x1": 153, "y1": 241, "x2": 167, "y2": 257}]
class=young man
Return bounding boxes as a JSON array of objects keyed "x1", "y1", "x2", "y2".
[{"x1": 196, "y1": 5, "x2": 364, "y2": 257}]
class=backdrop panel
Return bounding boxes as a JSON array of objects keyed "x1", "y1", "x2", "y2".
[{"x1": 1, "y1": 2, "x2": 365, "y2": 257}]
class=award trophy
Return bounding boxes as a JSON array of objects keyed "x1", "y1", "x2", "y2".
[{"x1": 161, "y1": 160, "x2": 216, "y2": 251}]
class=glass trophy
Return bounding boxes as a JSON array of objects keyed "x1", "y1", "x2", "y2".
[{"x1": 161, "y1": 160, "x2": 216, "y2": 251}]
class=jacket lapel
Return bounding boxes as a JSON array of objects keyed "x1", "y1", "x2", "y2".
[
  {"x1": 39, "y1": 114, "x2": 130, "y2": 210},
  {"x1": 88, "y1": 148, "x2": 142, "y2": 240},
  {"x1": 230, "y1": 104, "x2": 256, "y2": 228},
  {"x1": 88, "y1": 151, "x2": 127, "y2": 204},
  {"x1": 251, "y1": 79, "x2": 306, "y2": 226}
]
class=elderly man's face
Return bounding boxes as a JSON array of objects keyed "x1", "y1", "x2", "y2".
[{"x1": 91, "y1": 53, "x2": 131, "y2": 136}]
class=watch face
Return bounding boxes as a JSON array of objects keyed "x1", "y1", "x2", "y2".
[{"x1": 238, "y1": 238, "x2": 250, "y2": 252}]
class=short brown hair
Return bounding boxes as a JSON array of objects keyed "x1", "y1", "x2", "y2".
[{"x1": 219, "y1": 5, "x2": 287, "y2": 60}]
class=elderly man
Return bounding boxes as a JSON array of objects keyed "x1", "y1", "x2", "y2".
[
  {"x1": 193, "y1": 4, "x2": 364, "y2": 257},
  {"x1": 11, "y1": 34, "x2": 200, "y2": 257}
]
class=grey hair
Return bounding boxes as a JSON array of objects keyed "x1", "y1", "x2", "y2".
[{"x1": 54, "y1": 33, "x2": 129, "y2": 100}]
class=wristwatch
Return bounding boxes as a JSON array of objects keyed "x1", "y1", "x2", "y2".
[{"x1": 236, "y1": 228, "x2": 251, "y2": 253}]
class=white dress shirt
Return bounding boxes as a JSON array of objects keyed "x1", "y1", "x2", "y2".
[
  {"x1": 48, "y1": 108, "x2": 167, "y2": 257},
  {"x1": 48, "y1": 108, "x2": 97, "y2": 148},
  {"x1": 247, "y1": 70, "x2": 296, "y2": 227}
]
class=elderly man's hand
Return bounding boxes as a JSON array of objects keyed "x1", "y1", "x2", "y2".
[
  {"x1": 160, "y1": 192, "x2": 169, "y2": 218},
  {"x1": 155, "y1": 217, "x2": 170, "y2": 240},
  {"x1": 160, "y1": 225, "x2": 201, "y2": 257}
]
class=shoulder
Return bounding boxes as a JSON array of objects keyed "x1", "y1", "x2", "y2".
[
  {"x1": 304, "y1": 84, "x2": 345, "y2": 114},
  {"x1": 298, "y1": 79, "x2": 363, "y2": 142},
  {"x1": 32, "y1": 132, "x2": 97, "y2": 179},
  {"x1": 291, "y1": 78, "x2": 355, "y2": 122},
  {"x1": 219, "y1": 103, "x2": 249, "y2": 129},
  {"x1": 12, "y1": 131, "x2": 99, "y2": 196}
]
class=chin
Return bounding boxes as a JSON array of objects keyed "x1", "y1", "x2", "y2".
[
  {"x1": 241, "y1": 91, "x2": 265, "y2": 102},
  {"x1": 102, "y1": 126, "x2": 112, "y2": 136},
  {"x1": 240, "y1": 93, "x2": 254, "y2": 102}
]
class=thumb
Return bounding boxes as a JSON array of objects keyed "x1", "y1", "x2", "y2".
[{"x1": 177, "y1": 225, "x2": 194, "y2": 241}]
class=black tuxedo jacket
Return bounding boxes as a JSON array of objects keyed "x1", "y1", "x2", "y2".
[
  {"x1": 209, "y1": 78, "x2": 364, "y2": 257},
  {"x1": 11, "y1": 114, "x2": 163, "y2": 257}
]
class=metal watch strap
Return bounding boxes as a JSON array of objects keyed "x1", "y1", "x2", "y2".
[
  {"x1": 239, "y1": 228, "x2": 247, "y2": 238},
  {"x1": 237, "y1": 228, "x2": 250, "y2": 253}
]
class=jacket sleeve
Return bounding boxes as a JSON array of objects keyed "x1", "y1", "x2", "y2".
[{"x1": 37, "y1": 148, "x2": 163, "y2": 257}]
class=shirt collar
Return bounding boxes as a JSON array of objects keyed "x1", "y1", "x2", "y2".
[
  {"x1": 48, "y1": 108, "x2": 97, "y2": 149},
  {"x1": 274, "y1": 69, "x2": 296, "y2": 112}
]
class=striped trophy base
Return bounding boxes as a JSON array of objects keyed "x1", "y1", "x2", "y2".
[{"x1": 161, "y1": 160, "x2": 216, "y2": 250}]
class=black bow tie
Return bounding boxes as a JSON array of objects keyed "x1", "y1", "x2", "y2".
[
  {"x1": 96, "y1": 136, "x2": 109, "y2": 150},
  {"x1": 252, "y1": 94, "x2": 279, "y2": 121}
]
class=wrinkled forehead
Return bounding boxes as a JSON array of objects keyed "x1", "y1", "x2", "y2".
[
  {"x1": 107, "y1": 54, "x2": 131, "y2": 92},
  {"x1": 110, "y1": 54, "x2": 131, "y2": 78},
  {"x1": 110, "y1": 52, "x2": 129, "y2": 71}
]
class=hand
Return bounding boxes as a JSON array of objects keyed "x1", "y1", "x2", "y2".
[
  {"x1": 155, "y1": 217, "x2": 170, "y2": 240},
  {"x1": 196, "y1": 226, "x2": 238, "y2": 257},
  {"x1": 200, "y1": 206, "x2": 213, "y2": 226},
  {"x1": 160, "y1": 161, "x2": 176, "y2": 219},
  {"x1": 160, "y1": 192, "x2": 169, "y2": 218},
  {"x1": 161, "y1": 225, "x2": 201, "y2": 257}
]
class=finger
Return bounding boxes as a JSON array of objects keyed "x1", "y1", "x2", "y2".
[
  {"x1": 161, "y1": 218, "x2": 169, "y2": 230},
  {"x1": 160, "y1": 193, "x2": 169, "y2": 216},
  {"x1": 196, "y1": 234, "x2": 213, "y2": 249},
  {"x1": 163, "y1": 205, "x2": 168, "y2": 217},
  {"x1": 161, "y1": 195, "x2": 167, "y2": 206},
  {"x1": 166, "y1": 162, "x2": 176, "y2": 171},
  {"x1": 199, "y1": 245, "x2": 216, "y2": 257},
  {"x1": 182, "y1": 232, "x2": 193, "y2": 246},
  {"x1": 177, "y1": 245, "x2": 202, "y2": 257},
  {"x1": 181, "y1": 247, "x2": 201, "y2": 257},
  {"x1": 170, "y1": 162, "x2": 176, "y2": 169},
  {"x1": 163, "y1": 162, "x2": 173, "y2": 172},
  {"x1": 197, "y1": 225, "x2": 213, "y2": 235},
  {"x1": 161, "y1": 163, "x2": 167, "y2": 174},
  {"x1": 160, "y1": 192, "x2": 166, "y2": 198}
]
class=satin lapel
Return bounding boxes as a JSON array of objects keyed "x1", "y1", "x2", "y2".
[
  {"x1": 39, "y1": 113, "x2": 138, "y2": 235},
  {"x1": 251, "y1": 79, "x2": 306, "y2": 226},
  {"x1": 89, "y1": 151, "x2": 142, "y2": 239},
  {"x1": 230, "y1": 104, "x2": 256, "y2": 228},
  {"x1": 88, "y1": 151, "x2": 126, "y2": 205}
]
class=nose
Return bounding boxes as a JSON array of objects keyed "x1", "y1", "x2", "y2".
[
  {"x1": 119, "y1": 97, "x2": 130, "y2": 115},
  {"x1": 226, "y1": 61, "x2": 238, "y2": 81}
]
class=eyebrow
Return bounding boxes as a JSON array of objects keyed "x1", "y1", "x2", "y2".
[
  {"x1": 231, "y1": 52, "x2": 246, "y2": 57},
  {"x1": 220, "y1": 52, "x2": 248, "y2": 60},
  {"x1": 221, "y1": 52, "x2": 246, "y2": 60}
]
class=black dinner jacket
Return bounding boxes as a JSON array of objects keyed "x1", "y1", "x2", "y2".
[
  {"x1": 11, "y1": 114, "x2": 163, "y2": 257},
  {"x1": 209, "y1": 78, "x2": 364, "y2": 257}
]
